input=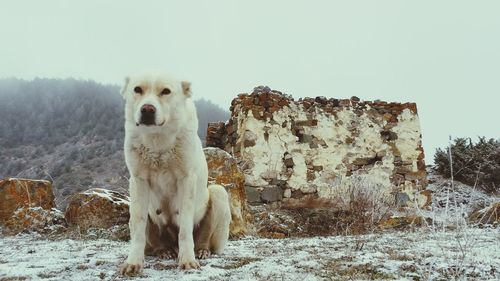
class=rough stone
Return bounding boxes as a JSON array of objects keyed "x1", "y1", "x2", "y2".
[
  {"x1": 312, "y1": 165, "x2": 323, "y2": 172},
  {"x1": 65, "y1": 188, "x2": 130, "y2": 230},
  {"x1": 205, "y1": 121, "x2": 226, "y2": 149},
  {"x1": 394, "y1": 192, "x2": 411, "y2": 207},
  {"x1": 298, "y1": 134, "x2": 313, "y2": 143},
  {"x1": 283, "y1": 154, "x2": 295, "y2": 168},
  {"x1": 405, "y1": 170, "x2": 427, "y2": 181},
  {"x1": 4, "y1": 206, "x2": 66, "y2": 234},
  {"x1": 244, "y1": 139, "x2": 256, "y2": 147},
  {"x1": 416, "y1": 189, "x2": 432, "y2": 209},
  {"x1": 283, "y1": 189, "x2": 292, "y2": 198},
  {"x1": 243, "y1": 130, "x2": 257, "y2": 147},
  {"x1": 204, "y1": 147, "x2": 250, "y2": 237},
  {"x1": 245, "y1": 186, "x2": 261, "y2": 204},
  {"x1": 380, "y1": 131, "x2": 398, "y2": 141},
  {"x1": 0, "y1": 178, "x2": 56, "y2": 224},
  {"x1": 295, "y1": 120, "x2": 318, "y2": 127},
  {"x1": 260, "y1": 186, "x2": 283, "y2": 203}
]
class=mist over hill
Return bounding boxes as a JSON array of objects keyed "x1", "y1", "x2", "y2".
[{"x1": 0, "y1": 78, "x2": 229, "y2": 206}]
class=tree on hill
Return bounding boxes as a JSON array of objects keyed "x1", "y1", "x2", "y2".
[{"x1": 0, "y1": 78, "x2": 229, "y2": 206}]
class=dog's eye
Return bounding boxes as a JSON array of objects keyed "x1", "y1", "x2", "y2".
[
  {"x1": 161, "y1": 88, "x2": 171, "y2": 96},
  {"x1": 134, "y1": 86, "x2": 143, "y2": 94}
]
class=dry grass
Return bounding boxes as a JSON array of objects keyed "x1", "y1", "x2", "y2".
[
  {"x1": 258, "y1": 182, "x2": 393, "y2": 237},
  {"x1": 321, "y1": 260, "x2": 396, "y2": 280}
]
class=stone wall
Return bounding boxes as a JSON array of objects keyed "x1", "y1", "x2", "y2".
[{"x1": 206, "y1": 86, "x2": 427, "y2": 205}]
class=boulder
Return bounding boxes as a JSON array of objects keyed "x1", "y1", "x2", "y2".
[
  {"x1": 204, "y1": 147, "x2": 250, "y2": 237},
  {"x1": 65, "y1": 188, "x2": 130, "y2": 230},
  {"x1": 260, "y1": 186, "x2": 283, "y2": 203},
  {"x1": 469, "y1": 201, "x2": 500, "y2": 225},
  {"x1": 0, "y1": 178, "x2": 56, "y2": 224},
  {"x1": 3, "y1": 206, "x2": 66, "y2": 234}
]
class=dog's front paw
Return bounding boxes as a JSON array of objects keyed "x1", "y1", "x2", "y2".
[
  {"x1": 179, "y1": 260, "x2": 200, "y2": 270},
  {"x1": 119, "y1": 262, "x2": 143, "y2": 276},
  {"x1": 178, "y1": 258, "x2": 200, "y2": 270},
  {"x1": 196, "y1": 249, "x2": 211, "y2": 259}
]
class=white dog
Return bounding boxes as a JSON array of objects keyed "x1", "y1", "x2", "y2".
[{"x1": 119, "y1": 72, "x2": 231, "y2": 275}]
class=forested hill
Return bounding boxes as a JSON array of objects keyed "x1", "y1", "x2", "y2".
[{"x1": 0, "y1": 78, "x2": 229, "y2": 206}]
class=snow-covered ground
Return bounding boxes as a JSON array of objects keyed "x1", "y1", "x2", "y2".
[
  {"x1": 1, "y1": 168, "x2": 498, "y2": 280},
  {"x1": 1, "y1": 227, "x2": 499, "y2": 281}
]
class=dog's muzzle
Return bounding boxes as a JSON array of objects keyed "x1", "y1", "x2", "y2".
[{"x1": 139, "y1": 104, "x2": 156, "y2": 126}]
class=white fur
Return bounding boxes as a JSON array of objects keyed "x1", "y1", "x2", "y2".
[{"x1": 119, "y1": 73, "x2": 228, "y2": 274}]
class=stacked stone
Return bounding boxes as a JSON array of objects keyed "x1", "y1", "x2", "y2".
[
  {"x1": 205, "y1": 121, "x2": 226, "y2": 148},
  {"x1": 229, "y1": 86, "x2": 293, "y2": 120},
  {"x1": 206, "y1": 86, "x2": 427, "y2": 203},
  {"x1": 207, "y1": 86, "x2": 292, "y2": 155}
]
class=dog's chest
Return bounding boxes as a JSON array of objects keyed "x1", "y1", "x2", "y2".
[
  {"x1": 148, "y1": 172, "x2": 179, "y2": 226},
  {"x1": 135, "y1": 143, "x2": 179, "y2": 170}
]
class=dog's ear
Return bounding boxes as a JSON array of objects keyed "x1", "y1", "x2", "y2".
[
  {"x1": 181, "y1": 81, "x2": 192, "y2": 97},
  {"x1": 120, "y1": 76, "x2": 130, "y2": 98}
]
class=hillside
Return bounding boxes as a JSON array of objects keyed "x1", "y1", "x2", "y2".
[{"x1": 0, "y1": 78, "x2": 229, "y2": 206}]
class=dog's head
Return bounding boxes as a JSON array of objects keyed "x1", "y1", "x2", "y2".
[{"x1": 121, "y1": 73, "x2": 192, "y2": 130}]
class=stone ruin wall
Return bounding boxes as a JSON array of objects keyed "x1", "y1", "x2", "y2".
[{"x1": 206, "y1": 87, "x2": 428, "y2": 206}]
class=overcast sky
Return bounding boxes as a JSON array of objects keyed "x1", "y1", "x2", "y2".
[{"x1": 1, "y1": 0, "x2": 499, "y2": 163}]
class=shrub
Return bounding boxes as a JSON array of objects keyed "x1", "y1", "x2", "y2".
[
  {"x1": 434, "y1": 137, "x2": 500, "y2": 194},
  {"x1": 278, "y1": 176, "x2": 392, "y2": 236}
]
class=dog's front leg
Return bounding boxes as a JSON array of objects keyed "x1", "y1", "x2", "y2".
[
  {"x1": 120, "y1": 176, "x2": 150, "y2": 275},
  {"x1": 176, "y1": 174, "x2": 200, "y2": 269}
]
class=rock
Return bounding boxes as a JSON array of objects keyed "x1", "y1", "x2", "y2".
[
  {"x1": 298, "y1": 134, "x2": 313, "y2": 143},
  {"x1": 4, "y1": 206, "x2": 66, "y2": 234},
  {"x1": 380, "y1": 131, "x2": 398, "y2": 141},
  {"x1": 315, "y1": 96, "x2": 327, "y2": 104},
  {"x1": 243, "y1": 130, "x2": 257, "y2": 147},
  {"x1": 261, "y1": 186, "x2": 283, "y2": 203},
  {"x1": 283, "y1": 153, "x2": 295, "y2": 168},
  {"x1": 204, "y1": 147, "x2": 250, "y2": 237},
  {"x1": 469, "y1": 201, "x2": 500, "y2": 225},
  {"x1": 339, "y1": 99, "x2": 351, "y2": 106},
  {"x1": 405, "y1": 170, "x2": 427, "y2": 181},
  {"x1": 294, "y1": 120, "x2": 318, "y2": 127},
  {"x1": 415, "y1": 190, "x2": 432, "y2": 209},
  {"x1": 394, "y1": 192, "x2": 411, "y2": 207},
  {"x1": 313, "y1": 165, "x2": 324, "y2": 172},
  {"x1": 205, "y1": 121, "x2": 226, "y2": 149},
  {"x1": 65, "y1": 188, "x2": 130, "y2": 230},
  {"x1": 245, "y1": 186, "x2": 261, "y2": 203},
  {"x1": 283, "y1": 189, "x2": 292, "y2": 198},
  {"x1": 0, "y1": 178, "x2": 56, "y2": 224},
  {"x1": 252, "y1": 85, "x2": 271, "y2": 94}
]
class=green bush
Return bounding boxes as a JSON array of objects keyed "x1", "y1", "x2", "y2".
[{"x1": 434, "y1": 137, "x2": 500, "y2": 194}]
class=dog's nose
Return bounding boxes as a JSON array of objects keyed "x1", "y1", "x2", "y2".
[{"x1": 141, "y1": 104, "x2": 156, "y2": 114}]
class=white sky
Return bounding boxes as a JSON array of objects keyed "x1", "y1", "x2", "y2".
[{"x1": 1, "y1": 0, "x2": 499, "y2": 163}]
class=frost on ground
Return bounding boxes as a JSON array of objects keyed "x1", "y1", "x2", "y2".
[
  {"x1": 1, "y1": 168, "x2": 498, "y2": 280},
  {"x1": 1, "y1": 227, "x2": 499, "y2": 281},
  {"x1": 419, "y1": 169, "x2": 498, "y2": 227}
]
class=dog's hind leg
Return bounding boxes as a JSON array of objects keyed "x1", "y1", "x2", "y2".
[
  {"x1": 145, "y1": 217, "x2": 179, "y2": 259},
  {"x1": 207, "y1": 184, "x2": 231, "y2": 255},
  {"x1": 194, "y1": 184, "x2": 231, "y2": 258},
  {"x1": 194, "y1": 196, "x2": 213, "y2": 259}
]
